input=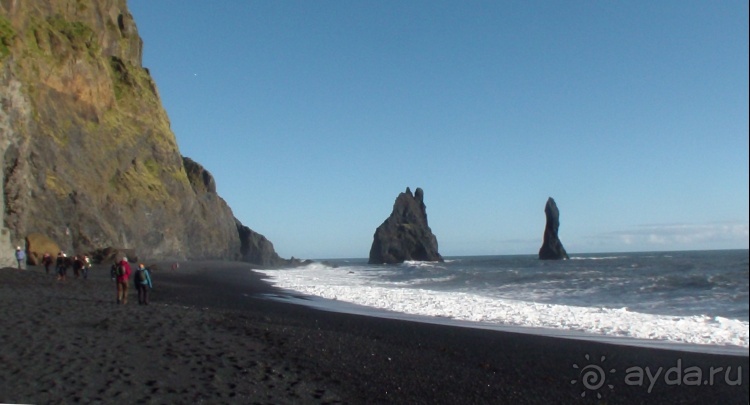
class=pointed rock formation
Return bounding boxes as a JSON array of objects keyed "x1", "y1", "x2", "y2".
[
  {"x1": 369, "y1": 187, "x2": 443, "y2": 264},
  {"x1": 538, "y1": 197, "x2": 569, "y2": 260}
]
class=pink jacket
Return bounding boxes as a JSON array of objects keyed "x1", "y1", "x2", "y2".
[{"x1": 117, "y1": 260, "x2": 132, "y2": 282}]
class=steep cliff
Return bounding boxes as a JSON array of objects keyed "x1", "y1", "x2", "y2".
[
  {"x1": 538, "y1": 197, "x2": 569, "y2": 260},
  {"x1": 0, "y1": 1, "x2": 277, "y2": 265},
  {"x1": 369, "y1": 187, "x2": 443, "y2": 264}
]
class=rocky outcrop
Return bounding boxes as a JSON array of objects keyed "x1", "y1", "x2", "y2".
[
  {"x1": 0, "y1": 0, "x2": 281, "y2": 265},
  {"x1": 369, "y1": 187, "x2": 443, "y2": 264},
  {"x1": 236, "y1": 220, "x2": 314, "y2": 268},
  {"x1": 24, "y1": 233, "x2": 60, "y2": 265},
  {"x1": 236, "y1": 220, "x2": 283, "y2": 267},
  {"x1": 538, "y1": 197, "x2": 569, "y2": 260}
]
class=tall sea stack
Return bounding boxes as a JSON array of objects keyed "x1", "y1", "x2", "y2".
[
  {"x1": 368, "y1": 187, "x2": 443, "y2": 264},
  {"x1": 538, "y1": 197, "x2": 569, "y2": 260}
]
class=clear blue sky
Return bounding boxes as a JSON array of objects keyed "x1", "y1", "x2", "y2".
[{"x1": 128, "y1": 0, "x2": 748, "y2": 259}]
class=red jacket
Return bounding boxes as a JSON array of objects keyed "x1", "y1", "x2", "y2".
[{"x1": 116, "y1": 260, "x2": 132, "y2": 282}]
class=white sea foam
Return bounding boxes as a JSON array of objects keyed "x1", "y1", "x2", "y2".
[
  {"x1": 256, "y1": 264, "x2": 749, "y2": 349},
  {"x1": 402, "y1": 260, "x2": 442, "y2": 269},
  {"x1": 390, "y1": 275, "x2": 458, "y2": 286}
]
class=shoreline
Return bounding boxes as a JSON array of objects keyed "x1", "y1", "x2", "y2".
[
  {"x1": 256, "y1": 251, "x2": 750, "y2": 351},
  {"x1": 1, "y1": 261, "x2": 748, "y2": 404},
  {"x1": 263, "y1": 291, "x2": 750, "y2": 357}
]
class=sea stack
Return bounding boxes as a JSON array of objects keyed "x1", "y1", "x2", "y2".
[
  {"x1": 538, "y1": 197, "x2": 569, "y2": 260},
  {"x1": 368, "y1": 187, "x2": 444, "y2": 264}
]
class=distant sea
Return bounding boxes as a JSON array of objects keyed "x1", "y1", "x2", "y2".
[{"x1": 256, "y1": 250, "x2": 749, "y2": 352}]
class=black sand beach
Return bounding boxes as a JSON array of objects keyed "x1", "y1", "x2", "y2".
[{"x1": 1, "y1": 262, "x2": 747, "y2": 404}]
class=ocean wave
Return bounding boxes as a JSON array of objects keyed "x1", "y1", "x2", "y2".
[
  {"x1": 256, "y1": 267, "x2": 749, "y2": 348},
  {"x1": 402, "y1": 260, "x2": 443, "y2": 268},
  {"x1": 390, "y1": 275, "x2": 458, "y2": 287},
  {"x1": 641, "y1": 275, "x2": 716, "y2": 292},
  {"x1": 569, "y1": 256, "x2": 626, "y2": 260}
]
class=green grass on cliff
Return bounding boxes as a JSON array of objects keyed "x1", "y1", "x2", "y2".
[
  {"x1": 108, "y1": 56, "x2": 161, "y2": 107},
  {"x1": 0, "y1": 16, "x2": 15, "y2": 59},
  {"x1": 44, "y1": 171, "x2": 68, "y2": 197},
  {"x1": 10, "y1": 8, "x2": 193, "y2": 211},
  {"x1": 109, "y1": 160, "x2": 172, "y2": 205},
  {"x1": 14, "y1": 14, "x2": 99, "y2": 62},
  {"x1": 46, "y1": 14, "x2": 99, "y2": 59}
]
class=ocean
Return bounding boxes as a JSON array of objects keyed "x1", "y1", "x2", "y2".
[{"x1": 256, "y1": 249, "x2": 749, "y2": 352}]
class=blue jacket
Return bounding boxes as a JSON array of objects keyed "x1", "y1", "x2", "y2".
[{"x1": 136, "y1": 268, "x2": 153, "y2": 288}]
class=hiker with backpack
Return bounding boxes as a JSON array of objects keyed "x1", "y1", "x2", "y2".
[
  {"x1": 114, "y1": 257, "x2": 132, "y2": 305},
  {"x1": 134, "y1": 263, "x2": 153, "y2": 305}
]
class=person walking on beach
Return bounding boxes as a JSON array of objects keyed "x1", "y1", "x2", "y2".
[
  {"x1": 72, "y1": 255, "x2": 83, "y2": 278},
  {"x1": 42, "y1": 252, "x2": 53, "y2": 274},
  {"x1": 134, "y1": 263, "x2": 153, "y2": 305},
  {"x1": 55, "y1": 252, "x2": 65, "y2": 280},
  {"x1": 115, "y1": 258, "x2": 132, "y2": 305},
  {"x1": 60, "y1": 253, "x2": 71, "y2": 280},
  {"x1": 82, "y1": 255, "x2": 91, "y2": 279},
  {"x1": 14, "y1": 246, "x2": 25, "y2": 270}
]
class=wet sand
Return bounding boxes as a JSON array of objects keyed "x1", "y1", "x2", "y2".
[{"x1": 0, "y1": 262, "x2": 747, "y2": 404}]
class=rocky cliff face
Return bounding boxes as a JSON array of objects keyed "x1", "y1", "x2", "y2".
[
  {"x1": 0, "y1": 0, "x2": 279, "y2": 266},
  {"x1": 236, "y1": 221, "x2": 285, "y2": 268},
  {"x1": 538, "y1": 197, "x2": 569, "y2": 260},
  {"x1": 369, "y1": 187, "x2": 443, "y2": 264}
]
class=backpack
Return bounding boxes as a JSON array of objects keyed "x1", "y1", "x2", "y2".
[
  {"x1": 116, "y1": 264, "x2": 125, "y2": 277},
  {"x1": 135, "y1": 269, "x2": 146, "y2": 283}
]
